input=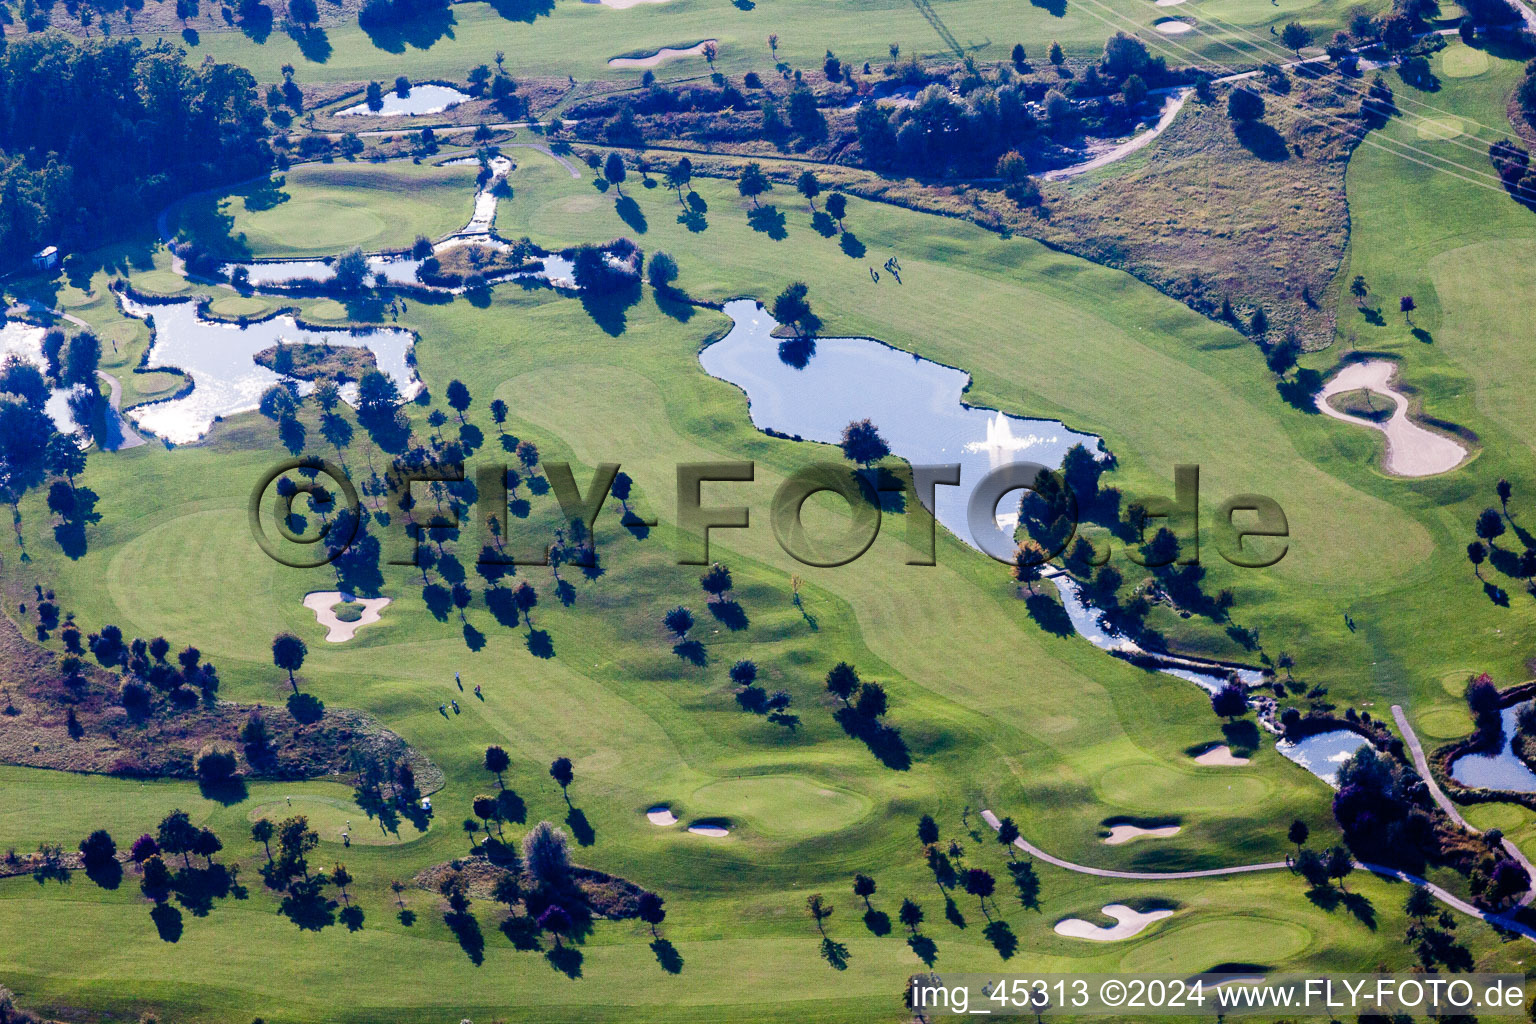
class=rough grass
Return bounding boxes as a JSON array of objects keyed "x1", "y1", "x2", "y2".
[{"x1": 1327, "y1": 387, "x2": 1394, "y2": 421}]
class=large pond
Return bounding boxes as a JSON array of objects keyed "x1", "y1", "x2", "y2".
[
  {"x1": 699, "y1": 300, "x2": 1262, "y2": 694},
  {"x1": 1450, "y1": 703, "x2": 1536, "y2": 793},
  {"x1": 336, "y1": 84, "x2": 470, "y2": 117},
  {"x1": 119, "y1": 295, "x2": 419, "y2": 444},
  {"x1": 1275, "y1": 729, "x2": 1370, "y2": 787}
]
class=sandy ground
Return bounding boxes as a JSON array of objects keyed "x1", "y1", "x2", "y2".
[
  {"x1": 1103, "y1": 824, "x2": 1182, "y2": 844},
  {"x1": 687, "y1": 824, "x2": 729, "y2": 837},
  {"x1": 1044, "y1": 88, "x2": 1191, "y2": 181},
  {"x1": 304, "y1": 591, "x2": 391, "y2": 642},
  {"x1": 1154, "y1": 17, "x2": 1193, "y2": 32},
  {"x1": 1315, "y1": 359, "x2": 1468, "y2": 476},
  {"x1": 609, "y1": 40, "x2": 717, "y2": 68},
  {"x1": 1055, "y1": 904, "x2": 1174, "y2": 941},
  {"x1": 646, "y1": 806, "x2": 678, "y2": 825},
  {"x1": 1193, "y1": 744, "x2": 1250, "y2": 765},
  {"x1": 591, "y1": 0, "x2": 672, "y2": 8}
]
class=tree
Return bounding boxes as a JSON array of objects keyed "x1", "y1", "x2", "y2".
[
  {"x1": 994, "y1": 816, "x2": 1021, "y2": 859},
  {"x1": 1211, "y1": 681, "x2": 1247, "y2": 720},
  {"x1": 1288, "y1": 819, "x2": 1309, "y2": 855},
  {"x1": 648, "y1": 251, "x2": 679, "y2": 291},
  {"x1": 796, "y1": 170, "x2": 821, "y2": 211},
  {"x1": 963, "y1": 868, "x2": 995, "y2": 915},
  {"x1": 333, "y1": 247, "x2": 370, "y2": 291},
  {"x1": 729, "y1": 660, "x2": 758, "y2": 687},
  {"x1": 1405, "y1": 883, "x2": 1435, "y2": 921},
  {"x1": 1295, "y1": 847, "x2": 1330, "y2": 888},
  {"x1": 856, "y1": 682, "x2": 888, "y2": 719},
  {"x1": 840, "y1": 418, "x2": 890, "y2": 467},
  {"x1": 130, "y1": 834, "x2": 159, "y2": 863},
  {"x1": 825, "y1": 191, "x2": 847, "y2": 228},
  {"x1": 1251, "y1": 307, "x2": 1269, "y2": 337},
  {"x1": 1228, "y1": 87, "x2": 1265, "y2": 122},
  {"x1": 356, "y1": 371, "x2": 400, "y2": 414},
  {"x1": 771, "y1": 281, "x2": 820, "y2": 336},
  {"x1": 853, "y1": 873, "x2": 877, "y2": 909},
  {"x1": 538, "y1": 904, "x2": 574, "y2": 946},
  {"x1": 664, "y1": 605, "x2": 694, "y2": 639},
  {"x1": 157, "y1": 809, "x2": 198, "y2": 867},
  {"x1": 1498, "y1": 478, "x2": 1513, "y2": 516},
  {"x1": 288, "y1": 0, "x2": 317, "y2": 25},
  {"x1": 701, "y1": 562, "x2": 734, "y2": 602},
  {"x1": 664, "y1": 156, "x2": 693, "y2": 201},
  {"x1": 331, "y1": 862, "x2": 353, "y2": 904},
  {"x1": 445, "y1": 380, "x2": 471, "y2": 423},
  {"x1": 806, "y1": 892, "x2": 833, "y2": 934},
  {"x1": 1477, "y1": 507, "x2": 1506, "y2": 548},
  {"x1": 1280, "y1": 21, "x2": 1312, "y2": 55},
  {"x1": 899, "y1": 897, "x2": 924, "y2": 933},
  {"x1": 826, "y1": 662, "x2": 860, "y2": 704},
  {"x1": 196, "y1": 743, "x2": 239, "y2": 784},
  {"x1": 366, "y1": 81, "x2": 384, "y2": 111},
  {"x1": 638, "y1": 891, "x2": 666, "y2": 936},
  {"x1": 272, "y1": 632, "x2": 307, "y2": 692},
  {"x1": 473, "y1": 794, "x2": 499, "y2": 837},
  {"x1": 1012, "y1": 540, "x2": 1047, "y2": 595},
  {"x1": 1122, "y1": 73, "x2": 1148, "y2": 109},
  {"x1": 550, "y1": 756, "x2": 574, "y2": 801},
  {"x1": 251, "y1": 819, "x2": 274, "y2": 864},
  {"x1": 769, "y1": 33, "x2": 779, "y2": 58},
  {"x1": 917, "y1": 814, "x2": 939, "y2": 847},
  {"x1": 522, "y1": 821, "x2": 571, "y2": 888},
  {"x1": 489, "y1": 399, "x2": 508, "y2": 435},
  {"x1": 485, "y1": 745, "x2": 510, "y2": 786},
  {"x1": 1400, "y1": 295, "x2": 1416, "y2": 322},
  {"x1": 140, "y1": 854, "x2": 174, "y2": 903},
  {"x1": 1012, "y1": 42, "x2": 1027, "y2": 68},
  {"x1": 79, "y1": 829, "x2": 116, "y2": 870},
  {"x1": 604, "y1": 152, "x2": 627, "y2": 195},
  {"x1": 738, "y1": 162, "x2": 771, "y2": 208},
  {"x1": 1468, "y1": 540, "x2": 1487, "y2": 579},
  {"x1": 1049, "y1": 40, "x2": 1064, "y2": 65},
  {"x1": 1350, "y1": 275, "x2": 1369, "y2": 306},
  {"x1": 1325, "y1": 845, "x2": 1354, "y2": 892}
]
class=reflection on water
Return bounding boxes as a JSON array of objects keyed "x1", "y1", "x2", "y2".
[
  {"x1": 119, "y1": 295, "x2": 419, "y2": 444},
  {"x1": 1450, "y1": 703, "x2": 1536, "y2": 793},
  {"x1": 336, "y1": 84, "x2": 470, "y2": 117},
  {"x1": 1276, "y1": 730, "x2": 1370, "y2": 787}
]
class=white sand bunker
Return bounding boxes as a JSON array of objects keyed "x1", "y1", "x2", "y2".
[
  {"x1": 687, "y1": 822, "x2": 730, "y2": 837},
  {"x1": 646, "y1": 806, "x2": 678, "y2": 826},
  {"x1": 1055, "y1": 904, "x2": 1174, "y2": 941},
  {"x1": 1315, "y1": 359, "x2": 1468, "y2": 476},
  {"x1": 1154, "y1": 0, "x2": 1187, "y2": 7},
  {"x1": 1194, "y1": 744, "x2": 1250, "y2": 766},
  {"x1": 1154, "y1": 17, "x2": 1193, "y2": 31},
  {"x1": 609, "y1": 39, "x2": 716, "y2": 68},
  {"x1": 590, "y1": 0, "x2": 671, "y2": 7},
  {"x1": 1104, "y1": 823, "x2": 1182, "y2": 844},
  {"x1": 304, "y1": 591, "x2": 391, "y2": 642}
]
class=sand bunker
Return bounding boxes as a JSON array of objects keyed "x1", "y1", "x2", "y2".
[
  {"x1": 1104, "y1": 824, "x2": 1182, "y2": 844},
  {"x1": 1154, "y1": 0, "x2": 1187, "y2": 7},
  {"x1": 1315, "y1": 359, "x2": 1468, "y2": 476},
  {"x1": 646, "y1": 806, "x2": 678, "y2": 826},
  {"x1": 1055, "y1": 904, "x2": 1173, "y2": 941},
  {"x1": 687, "y1": 822, "x2": 730, "y2": 837},
  {"x1": 1194, "y1": 744, "x2": 1250, "y2": 766},
  {"x1": 609, "y1": 39, "x2": 716, "y2": 68},
  {"x1": 1154, "y1": 17, "x2": 1193, "y2": 32},
  {"x1": 591, "y1": 0, "x2": 671, "y2": 8},
  {"x1": 304, "y1": 591, "x2": 391, "y2": 642}
]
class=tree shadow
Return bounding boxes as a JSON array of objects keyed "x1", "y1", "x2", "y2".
[
  {"x1": 833, "y1": 706, "x2": 911, "y2": 770},
  {"x1": 1411, "y1": 327, "x2": 1434, "y2": 344},
  {"x1": 1485, "y1": 581, "x2": 1511, "y2": 606},
  {"x1": 1275, "y1": 368, "x2": 1323, "y2": 413},
  {"x1": 197, "y1": 775, "x2": 249, "y2": 806},
  {"x1": 707, "y1": 600, "x2": 749, "y2": 631},
  {"x1": 485, "y1": 0, "x2": 554, "y2": 19},
  {"x1": 150, "y1": 902, "x2": 183, "y2": 942},
  {"x1": 446, "y1": 909, "x2": 485, "y2": 964},
  {"x1": 285, "y1": 23, "x2": 332, "y2": 62},
  {"x1": 486, "y1": 587, "x2": 520, "y2": 629},
  {"x1": 360, "y1": 6, "x2": 455, "y2": 52},
  {"x1": 546, "y1": 944, "x2": 584, "y2": 978},
  {"x1": 1233, "y1": 120, "x2": 1288, "y2": 161},
  {"x1": 85, "y1": 858, "x2": 123, "y2": 890},
  {"x1": 1341, "y1": 891, "x2": 1376, "y2": 929},
  {"x1": 984, "y1": 919, "x2": 1018, "y2": 959},
  {"x1": 1030, "y1": 0, "x2": 1067, "y2": 15},
  {"x1": 1008, "y1": 861, "x2": 1040, "y2": 910},
  {"x1": 1221, "y1": 719, "x2": 1260, "y2": 756},
  {"x1": 340, "y1": 904, "x2": 365, "y2": 931},
  {"x1": 908, "y1": 933, "x2": 937, "y2": 965},
  {"x1": 239, "y1": 3, "x2": 273, "y2": 41},
  {"x1": 527, "y1": 629, "x2": 555, "y2": 658},
  {"x1": 673, "y1": 639, "x2": 706, "y2": 666},
  {"x1": 748, "y1": 205, "x2": 788, "y2": 239},
  {"x1": 777, "y1": 336, "x2": 815, "y2": 369},
  {"x1": 398, "y1": 908, "x2": 417, "y2": 926},
  {"x1": 943, "y1": 894, "x2": 966, "y2": 929},
  {"x1": 287, "y1": 692, "x2": 325, "y2": 724},
  {"x1": 279, "y1": 879, "x2": 335, "y2": 931},
  {"x1": 811, "y1": 211, "x2": 837, "y2": 237},
  {"x1": 502, "y1": 914, "x2": 543, "y2": 949},
  {"x1": 839, "y1": 231, "x2": 867, "y2": 259},
  {"x1": 819, "y1": 936, "x2": 850, "y2": 970},
  {"x1": 615, "y1": 195, "x2": 648, "y2": 234},
  {"x1": 863, "y1": 908, "x2": 891, "y2": 935},
  {"x1": 651, "y1": 937, "x2": 683, "y2": 973},
  {"x1": 423, "y1": 583, "x2": 453, "y2": 620},
  {"x1": 463, "y1": 622, "x2": 487, "y2": 650},
  {"x1": 566, "y1": 807, "x2": 595, "y2": 847},
  {"x1": 1024, "y1": 592, "x2": 1072, "y2": 636},
  {"x1": 654, "y1": 289, "x2": 696, "y2": 323},
  {"x1": 578, "y1": 286, "x2": 642, "y2": 337}
]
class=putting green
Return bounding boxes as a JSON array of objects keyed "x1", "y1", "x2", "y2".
[
  {"x1": 303, "y1": 298, "x2": 351, "y2": 321},
  {"x1": 1442, "y1": 46, "x2": 1491, "y2": 77},
  {"x1": 1118, "y1": 916, "x2": 1312, "y2": 971},
  {"x1": 130, "y1": 269, "x2": 191, "y2": 296},
  {"x1": 207, "y1": 295, "x2": 277, "y2": 319},
  {"x1": 1462, "y1": 801, "x2": 1529, "y2": 833},
  {"x1": 248, "y1": 793, "x2": 426, "y2": 846},
  {"x1": 1416, "y1": 705, "x2": 1471, "y2": 740},
  {"x1": 687, "y1": 775, "x2": 871, "y2": 838},
  {"x1": 1098, "y1": 763, "x2": 1271, "y2": 809},
  {"x1": 1414, "y1": 116, "x2": 1465, "y2": 141}
]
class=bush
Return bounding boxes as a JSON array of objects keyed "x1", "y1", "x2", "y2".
[
  {"x1": 1227, "y1": 87, "x2": 1265, "y2": 122},
  {"x1": 195, "y1": 743, "x2": 239, "y2": 783}
]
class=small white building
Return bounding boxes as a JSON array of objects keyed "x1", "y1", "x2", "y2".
[{"x1": 31, "y1": 246, "x2": 59, "y2": 270}]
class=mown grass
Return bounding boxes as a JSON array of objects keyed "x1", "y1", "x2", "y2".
[{"x1": 1, "y1": 113, "x2": 1531, "y2": 1021}]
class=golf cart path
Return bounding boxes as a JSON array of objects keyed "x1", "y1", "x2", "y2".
[
  {"x1": 1044, "y1": 88, "x2": 1192, "y2": 181},
  {"x1": 979, "y1": 810, "x2": 1536, "y2": 941},
  {"x1": 1392, "y1": 704, "x2": 1536, "y2": 904}
]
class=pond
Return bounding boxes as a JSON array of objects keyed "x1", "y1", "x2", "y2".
[
  {"x1": 699, "y1": 299, "x2": 1264, "y2": 695},
  {"x1": 229, "y1": 255, "x2": 422, "y2": 288},
  {"x1": 335, "y1": 84, "x2": 471, "y2": 117},
  {"x1": 1275, "y1": 729, "x2": 1370, "y2": 787},
  {"x1": 119, "y1": 294, "x2": 420, "y2": 444},
  {"x1": 1450, "y1": 703, "x2": 1536, "y2": 793},
  {"x1": 1, "y1": 321, "x2": 83, "y2": 436}
]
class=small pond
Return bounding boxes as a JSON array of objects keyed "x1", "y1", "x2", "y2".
[
  {"x1": 1276, "y1": 729, "x2": 1370, "y2": 787},
  {"x1": 336, "y1": 84, "x2": 471, "y2": 117},
  {"x1": 1, "y1": 321, "x2": 83, "y2": 436},
  {"x1": 1450, "y1": 702, "x2": 1536, "y2": 793},
  {"x1": 119, "y1": 294, "x2": 419, "y2": 443}
]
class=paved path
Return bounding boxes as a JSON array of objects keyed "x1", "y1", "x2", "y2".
[
  {"x1": 980, "y1": 810, "x2": 1536, "y2": 941},
  {"x1": 1392, "y1": 704, "x2": 1536, "y2": 905}
]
